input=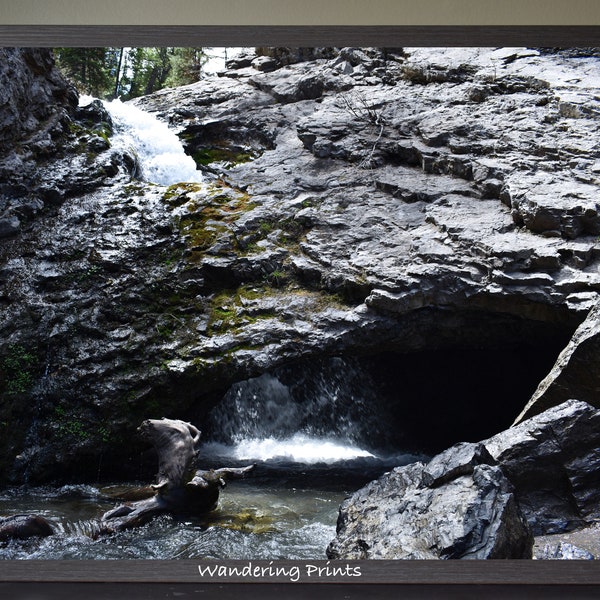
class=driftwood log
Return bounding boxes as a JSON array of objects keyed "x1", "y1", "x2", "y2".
[
  {"x1": 0, "y1": 514, "x2": 54, "y2": 542},
  {"x1": 100, "y1": 418, "x2": 254, "y2": 532}
]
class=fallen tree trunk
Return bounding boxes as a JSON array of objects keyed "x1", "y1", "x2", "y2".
[
  {"x1": 100, "y1": 418, "x2": 254, "y2": 532},
  {"x1": 0, "y1": 514, "x2": 54, "y2": 542}
]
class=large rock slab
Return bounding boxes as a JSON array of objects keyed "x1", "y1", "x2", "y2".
[
  {"x1": 328, "y1": 399, "x2": 600, "y2": 558},
  {"x1": 326, "y1": 442, "x2": 532, "y2": 559},
  {"x1": 486, "y1": 399, "x2": 600, "y2": 534},
  {"x1": 0, "y1": 48, "x2": 76, "y2": 157},
  {"x1": 515, "y1": 303, "x2": 600, "y2": 423}
]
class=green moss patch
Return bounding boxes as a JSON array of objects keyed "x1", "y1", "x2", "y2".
[
  {"x1": 163, "y1": 182, "x2": 205, "y2": 207},
  {"x1": 192, "y1": 146, "x2": 256, "y2": 169},
  {"x1": 165, "y1": 181, "x2": 257, "y2": 259},
  {"x1": 0, "y1": 344, "x2": 39, "y2": 396},
  {"x1": 207, "y1": 285, "x2": 278, "y2": 334},
  {"x1": 53, "y1": 405, "x2": 91, "y2": 441}
]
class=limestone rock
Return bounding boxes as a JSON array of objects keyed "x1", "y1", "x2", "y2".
[
  {"x1": 486, "y1": 399, "x2": 600, "y2": 534},
  {"x1": 421, "y1": 442, "x2": 497, "y2": 487},
  {"x1": 328, "y1": 399, "x2": 600, "y2": 558},
  {"x1": 515, "y1": 303, "x2": 600, "y2": 423},
  {"x1": 327, "y1": 442, "x2": 532, "y2": 559},
  {"x1": 0, "y1": 216, "x2": 20, "y2": 239},
  {"x1": 0, "y1": 48, "x2": 77, "y2": 157},
  {"x1": 537, "y1": 542, "x2": 595, "y2": 560},
  {"x1": 2, "y1": 47, "x2": 600, "y2": 484}
]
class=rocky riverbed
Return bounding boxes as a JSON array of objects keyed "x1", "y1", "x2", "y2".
[{"x1": 1, "y1": 46, "x2": 600, "y2": 559}]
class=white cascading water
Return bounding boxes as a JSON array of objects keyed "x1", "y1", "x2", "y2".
[
  {"x1": 202, "y1": 358, "x2": 394, "y2": 464},
  {"x1": 80, "y1": 95, "x2": 202, "y2": 185},
  {"x1": 211, "y1": 433, "x2": 376, "y2": 464}
]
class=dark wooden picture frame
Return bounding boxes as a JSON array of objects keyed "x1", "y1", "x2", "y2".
[{"x1": 1, "y1": 23, "x2": 600, "y2": 600}]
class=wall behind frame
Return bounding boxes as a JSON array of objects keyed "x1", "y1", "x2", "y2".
[{"x1": 0, "y1": 0, "x2": 599, "y2": 26}]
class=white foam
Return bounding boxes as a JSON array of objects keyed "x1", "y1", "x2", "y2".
[
  {"x1": 203, "y1": 433, "x2": 376, "y2": 464},
  {"x1": 103, "y1": 98, "x2": 203, "y2": 185}
]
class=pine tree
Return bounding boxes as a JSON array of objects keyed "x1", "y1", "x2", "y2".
[
  {"x1": 165, "y1": 48, "x2": 207, "y2": 87},
  {"x1": 54, "y1": 47, "x2": 208, "y2": 100},
  {"x1": 54, "y1": 48, "x2": 118, "y2": 98}
]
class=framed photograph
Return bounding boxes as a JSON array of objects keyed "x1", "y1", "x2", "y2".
[{"x1": 1, "y1": 19, "x2": 600, "y2": 600}]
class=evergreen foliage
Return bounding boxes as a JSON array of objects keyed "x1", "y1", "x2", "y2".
[{"x1": 54, "y1": 47, "x2": 209, "y2": 100}]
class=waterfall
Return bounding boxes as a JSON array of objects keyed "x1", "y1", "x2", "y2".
[
  {"x1": 202, "y1": 357, "x2": 405, "y2": 465},
  {"x1": 82, "y1": 95, "x2": 203, "y2": 185}
]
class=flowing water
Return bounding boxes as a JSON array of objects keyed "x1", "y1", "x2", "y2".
[
  {"x1": 1, "y1": 358, "x2": 421, "y2": 560},
  {"x1": 0, "y1": 483, "x2": 343, "y2": 559},
  {"x1": 1, "y1": 102, "x2": 422, "y2": 560},
  {"x1": 81, "y1": 95, "x2": 203, "y2": 185}
]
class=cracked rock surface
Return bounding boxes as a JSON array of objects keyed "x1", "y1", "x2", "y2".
[{"x1": 1, "y1": 47, "x2": 599, "y2": 484}]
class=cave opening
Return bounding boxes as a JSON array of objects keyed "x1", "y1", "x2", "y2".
[
  {"x1": 200, "y1": 313, "x2": 576, "y2": 460},
  {"x1": 362, "y1": 342, "x2": 567, "y2": 454}
]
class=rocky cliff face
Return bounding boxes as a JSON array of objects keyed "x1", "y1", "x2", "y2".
[
  {"x1": 1, "y1": 47, "x2": 599, "y2": 485},
  {"x1": 0, "y1": 49, "x2": 120, "y2": 223}
]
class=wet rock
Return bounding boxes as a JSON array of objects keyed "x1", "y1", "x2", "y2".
[
  {"x1": 485, "y1": 399, "x2": 600, "y2": 534},
  {"x1": 515, "y1": 303, "x2": 600, "y2": 423},
  {"x1": 0, "y1": 216, "x2": 20, "y2": 238},
  {"x1": 506, "y1": 173, "x2": 600, "y2": 239},
  {"x1": 2, "y1": 47, "x2": 600, "y2": 484},
  {"x1": 225, "y1": 50, "x2": 254, "y2": 70},
  {"x1": 251, "y1": 55, "x2": 279, "y2": 73},
  {"x1": 0, "y1": 48, "x2": 77, "y2": 157},
  {"x1": 0, "y1": 514, "x2": 54, "y2": 542},
  {"x1": 533, "y1": 520, "x2": 600, "y2": 559},
  {"x1": 537, "y1": 542, "x2": 595, "y2": 560},
  {"x1": 255, "y1": 47, "x2": 340, "y2": 67},
  {"x1": 250, "y1": 67, "x2": 330, "y2": 103},
  {"x1": 328, "y1": 399, "x2": 600, "y2": 558},
  {"x1": 0, "y1": 49, "x2": 127, "y2": 235},
  {"x1": 420, "y1": 442, "x2": 497, "y2": 487},
  {"x1": 326, "y1": 443, "x2": 532, "y2": 559}
]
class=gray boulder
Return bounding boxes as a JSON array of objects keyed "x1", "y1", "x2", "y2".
[
  {"x1": 328, "y1": 399, "x2": 600, "y2": 559},
  {"x1": 327, "y1": 442, "x2": 532, "y2": 559},
  {"x1": 486, "y1": 399, "x2": 600, "y2": 534},
  {"x1": 537, "y1": 542, "x2": 595, "y2": 560}
]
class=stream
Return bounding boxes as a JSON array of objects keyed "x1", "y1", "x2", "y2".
[
  {"x1": 1, "y1": 357, "x2": 421, "y2": 559},
  {"x1": 0, "y1": 455, "x2": 418, "y2": 560}
]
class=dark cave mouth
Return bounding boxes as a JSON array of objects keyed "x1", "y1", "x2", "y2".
[
  {"x1": 201, "y1": 317, "x2": 575, "y2": 458},
  {"x1": 363, "y1": 343, "x2": 562, "y2": 454}
]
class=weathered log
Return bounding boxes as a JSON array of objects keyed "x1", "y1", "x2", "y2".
[
  {"x1": 139, "y1": 418, "x2": 201, "y2": 493},
  {"x1": 0, "y1": 514, "x2": 54, "y2": 542},
  {"x1": 100, "y1": 418, "x2": 254, "y2": 531}
]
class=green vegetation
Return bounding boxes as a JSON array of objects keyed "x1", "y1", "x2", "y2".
[
  {"x1": 1, "y1": 345, "x2": 38, "y2": 396},
  {"x1": 163, "y1": 181, "x2": 256, "y2": 260},
  {"x1": 192, "y1": 147, "x2": 255, "y2": 168},
  {"x1": 54, "y1": 406, "x2": 91, "y2": 441},
  {"x1": 78, "y1": 265, "x2": 103, "y2": 281},
  {"x1": 54, "y1": 47, "x2": 209, "y2": 100},
  {"x1": 263, "y1": 269, "x2": 288, "y2": 287},
  {"x1": 98, "y1": 425, "x2": 112, "y2": 444},
  {"x1": 122, "y1": 183, "x2": 146, "y2": 197},
  {"x1": 207, "y1": 286, "x2": 277, "y2": 334},
  {"x1": 162, "y1": 182, "x2": 205, "y2": 207}
]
